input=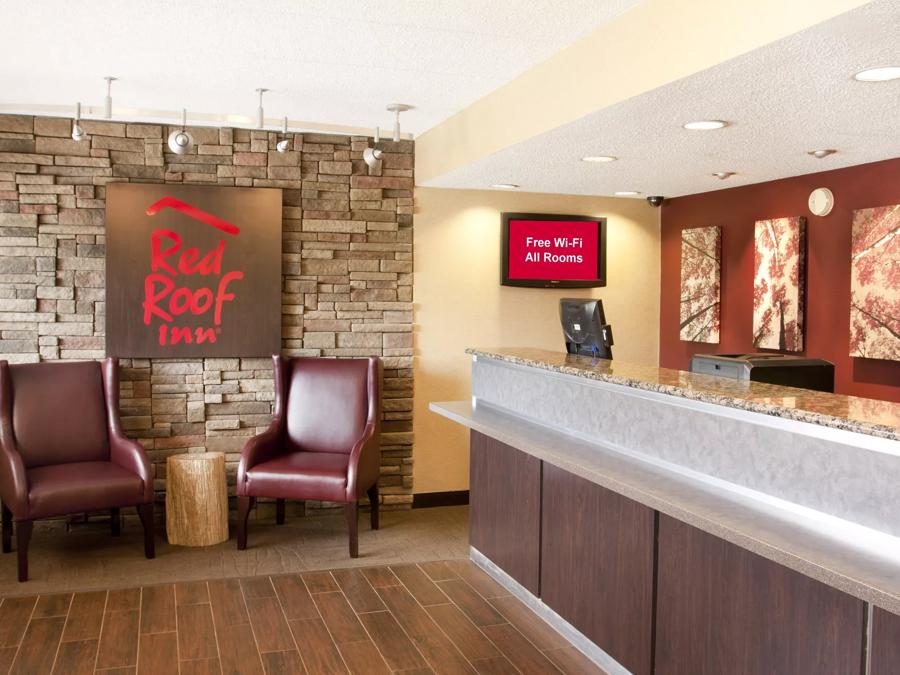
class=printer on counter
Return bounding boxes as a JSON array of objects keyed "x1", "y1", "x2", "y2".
[{"x1": 689, "y1": 353, "x2": 835, "y2": 393}]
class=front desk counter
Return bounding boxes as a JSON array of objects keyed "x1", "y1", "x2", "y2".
[{"x1": 431, "y1": 348, "x2": 900, "y2": 675}]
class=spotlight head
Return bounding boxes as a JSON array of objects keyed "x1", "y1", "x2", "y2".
[
  {"x1": 168, "y1": 108, "x2": 194, "y2": 154},
  {"x1": 167, "y1": 129, "x2": 194, "y2": 155},
  {"x1": 72, "y1": 102, "x2": 86, "y2": 141},
  {"x1": 276, "y1": 116, "x2": 290, "y2": 152},
  {"x1": 363, "y1": 147, "x2": 383, "y2": 168}
]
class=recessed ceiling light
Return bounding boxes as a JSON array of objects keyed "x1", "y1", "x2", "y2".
[
  {"x1": 582, "y1": 155, "x2": 617, "y2": 163},
  {"x1": 853, "y1": 67, "x2": 900, "y2": 82},
  {"x1": 712, "y1": 172, "x2": 735, "y2": 180},
  {"x1": 808, "y1": 149, "x2": 837, "y2": 159},
  {"x1": 615, "y1": 191, "x2": 641, "y2": 196},
  {"x1": 491, "y1": 183, "x2": 519, "y2": 189},
  {"x1": 683, "y1": 120, "x2": 728, "y2": 131}
]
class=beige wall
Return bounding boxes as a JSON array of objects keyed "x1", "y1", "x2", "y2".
[{"x1": 413, "y1": 187, "x2": 660, "y2": 494}]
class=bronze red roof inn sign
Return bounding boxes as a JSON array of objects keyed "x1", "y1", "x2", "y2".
[{"x1": 106, "y1": 184, "x2": 282, "y2": 357}]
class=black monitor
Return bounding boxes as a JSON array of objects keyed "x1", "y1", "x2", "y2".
[{"x1": 560, "y1": 298, "x2": 613, "y2": 359}]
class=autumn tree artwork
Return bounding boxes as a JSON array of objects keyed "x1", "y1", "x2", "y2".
[
  {"x1": 850, "y1": 203, "x2": 900, "y2": 361},
  {"x1": 752, "y1": 216, "x2": 806, "y2": 351},
  {"x1": 679, "y1": 226, "x2": 721, "y2": 342}
]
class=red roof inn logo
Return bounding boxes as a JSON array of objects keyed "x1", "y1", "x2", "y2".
[
  {"x1": 105, "y1": 183, "x2": 282, "y2": 358},
  {"x1": 143, "y1": 196, "x2": 244, "y2": 347}
]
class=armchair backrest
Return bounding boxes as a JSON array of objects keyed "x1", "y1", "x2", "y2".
[
  {"x1": 284, "y1": 357, "x2": 378, "y2": 455},
  {"x1": 5, "y1": 360, "x2": 110, "y2": 468}
]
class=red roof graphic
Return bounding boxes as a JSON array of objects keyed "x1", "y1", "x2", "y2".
[{"x1": 146, "y1": 196, "x2": 241, "y2": 235}]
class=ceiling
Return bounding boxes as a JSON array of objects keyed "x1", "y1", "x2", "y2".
[
  {"x1": 422, "y1": 0, "x2": 900, "y2": 198},
  {"x1": 0, "y1": 0, "x2": 639, "y2": 134},
  {"x1": 2, "y1": 1, "x2": 896, "y2": 199}
]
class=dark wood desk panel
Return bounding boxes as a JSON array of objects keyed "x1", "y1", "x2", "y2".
[
  {"x1": 469, "y1": 431, "x2": 541, "y2": 594},
  {"x1": 540, "y1": 463, "x2": 656, "y2": 675},
  {"x1": 871, "y1": 606, "x2": 900, "y2": 675},
  {"x1": 655, "y1": 515, "x2": 865, "y2": 675}
]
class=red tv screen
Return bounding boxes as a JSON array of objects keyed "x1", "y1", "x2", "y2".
[{"x1": 501, "y1": 213, "x2": 606, "y2": 288}]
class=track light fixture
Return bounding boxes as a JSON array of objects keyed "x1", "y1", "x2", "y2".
[
  {"x1": 167, "y1": 108, "x2": 194, "y2": 154},
  {"x1": 103, "y1": 76, "x2": 117, "y2": 119},
  {"x1": 363, "y1": 126, "x2": 384, "y2": 168},
  {"x1": 255, "y1": 88, "x2": 269, "y2": 129},
  {"x1": 386, "y1": 103, "x2": 412, "y2": 142},
  {"x1": 276, "y1": 116, "x2": 290, "y2": 153},
  {"x1": 71, "y1": 102, "x2": 86, "y2": 141}
]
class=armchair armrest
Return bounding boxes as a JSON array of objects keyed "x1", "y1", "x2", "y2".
[
  {"x1": 110, "y1": 436, "x2": 153, "y2": 502},
  {"x1": 237, "y1": 354, "x2": 288, "y2": 494},
  {"x1": 102, "y1": 358, "x2": 153, "y2": 502},
  {"x1": 346, "y1": 421, "x2": 379, "y2": 501},
  {"x1": 237, "y1": 425, "x2": 284, "y2": 482},
  {"x1": 0, "y1": 362, "x2": 28, "y2": 518},
  {"x1": 346, "y1": 355, "x2": 383, "y2": 500}
]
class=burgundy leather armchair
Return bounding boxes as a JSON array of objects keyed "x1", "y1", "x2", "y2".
[
  {"x1": 237, "y1": 355, "x2": 382, "y2": 557},
  {"x1": 0, "y1": 358, "x2": 155, "y2": 581}
]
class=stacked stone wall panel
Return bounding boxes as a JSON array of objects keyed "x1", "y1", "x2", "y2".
[{"x1": 0, "y1": 114, "x2": 414, "y2": 510}]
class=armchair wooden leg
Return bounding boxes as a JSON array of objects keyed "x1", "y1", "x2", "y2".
[
  {"x1": 16, "y1": 520, "x2": 32, "y2": 582},
  {"x1": 345, "y1": 501, "x2": 359, "y2": 558},
  {"x1": 110, "y1": 508, "x2": 121, "y2": 537},
  {"x1": 298, "y1": 501, "x2": 306, "y2": 518},
  {"x1": 2, "y1": 504, "x2": 11, "y2": 554},
  {"x1": 237, "y1": 496, "x2": 252, "y2": 550},
  {"x1": 367, "y1": 484, "x2": 379, "y2": 531},
  {"x1": 137, "y1": 503, "x2": 155, "y2": 559},
  {"x1": 276, "y1": 498, "x2": 285, "y2": 525}
]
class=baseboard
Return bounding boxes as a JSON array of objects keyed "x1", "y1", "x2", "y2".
[
  {"x1": 412, "y1": 490, "x2": 470, "y2": 508},
  {"x1": 470, "y1": 547, "x2": 630, "y2": 675}
]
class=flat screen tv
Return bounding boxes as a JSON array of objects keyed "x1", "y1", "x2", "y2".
[{"x1": 501, "y1": 212, "x2": 606, "y2": 288}]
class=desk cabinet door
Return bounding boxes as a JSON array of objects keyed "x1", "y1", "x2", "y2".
[
  {"x1": 655, "y1": 515, "x2": 865, "y2": 675},
  {"x1": 871, "y1": 606, "x2": 900, "y2": 675},
  {"x1": 540, "y1": 463, "x2": 656, "y2": 675},
  {"x1": 469, "y1": 431, "x2": 541, "y2": 594}
]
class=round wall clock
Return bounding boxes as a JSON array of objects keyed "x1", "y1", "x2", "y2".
[{"x1": 808, "y1": 187, "x2": 834, "y2": 216}]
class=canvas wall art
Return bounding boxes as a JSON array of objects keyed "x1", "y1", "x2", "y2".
[
  {"x1": 849, "y1": 203, "x2": 900, "y2": 361},
  {"x1": 752, "y1": 216, "x2": 806, "y2": 351},
  {"x1": 679, "y1": 225, "x2": 721, "y2": 343}
]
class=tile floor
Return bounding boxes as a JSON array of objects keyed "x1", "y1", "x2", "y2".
[
  {"x1": 0, "y1": 559, "x2": 604, "y2": 674},
  {"x1": 0, "y1": 506, "x2": 606, "y2": 674}
]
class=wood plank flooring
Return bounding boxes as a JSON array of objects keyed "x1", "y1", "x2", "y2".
[{"x1": 0, "y1": 560, "x2": 604, "y2": 674}]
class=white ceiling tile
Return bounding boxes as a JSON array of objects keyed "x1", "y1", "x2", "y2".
[
  {"x1": 0, "y1": 0, "x2": 639, "y2": 134},
  {"x1": 424, "y1": 0, "x2": 900, "y2": 197}
]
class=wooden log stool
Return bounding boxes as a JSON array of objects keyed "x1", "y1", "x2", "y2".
[{"x1": 166, "y1": 452, "x2": 229, "y2": 546}]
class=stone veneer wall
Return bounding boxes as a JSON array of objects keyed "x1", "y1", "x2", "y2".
[{"x1": 0, "y1": 114, "x2": 414, "y2": 510}]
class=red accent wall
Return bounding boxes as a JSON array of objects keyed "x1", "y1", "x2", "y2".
[{"x1": 659, "y1": 157, "x2": 900, "y2": 402}]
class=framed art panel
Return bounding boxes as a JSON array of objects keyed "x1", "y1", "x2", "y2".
[
  {"x1": 679, "y1": 225, "x2": 721, "y2": 343},
  {"x1": 752, "y1": 216, "x2": 806, "y2": 352},
  {"x1": 850, "y1": 203, "x2": 900, "y2": 361}
]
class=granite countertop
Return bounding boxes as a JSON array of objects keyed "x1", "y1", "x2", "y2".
[{"x1": 467, "y1": 347, "x2": 900, "y2": 442}]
